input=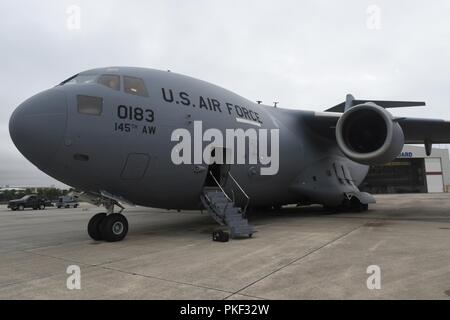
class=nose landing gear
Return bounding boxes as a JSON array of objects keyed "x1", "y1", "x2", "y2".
[{"x1": 87, "y1": 200, "x2": 129, "y2": 242}]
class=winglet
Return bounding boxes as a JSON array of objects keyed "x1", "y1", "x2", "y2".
[{"x1": 326, "y1": 94, "x2": 426, "y2": 113}]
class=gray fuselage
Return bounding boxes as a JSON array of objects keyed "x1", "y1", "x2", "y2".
[{"x1": 9, "y1": 67, "x2": 369, "y2": 209}]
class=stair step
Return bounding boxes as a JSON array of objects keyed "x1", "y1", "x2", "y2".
[
  {"x1": 206, "y1": 196, "x2": 225, "y2": 201},
  {"x1": 225, "y1": 214, "x2": 244, "y2": 219},
  {"x1": 204, "y1": 187, "x2": 220, "y2": 191},
  {"x1": 225, "y1": 215, "x2": 247, "y2": 221},
  {"x1": 212, "y1": 199, "x2": 231, "y2": 204},
  {"x1": 213, "y1": 205, "x2": 235, "y2": 211},
  {"x1": 202, "y1": 187, "x2": 255, "y2": 239}
]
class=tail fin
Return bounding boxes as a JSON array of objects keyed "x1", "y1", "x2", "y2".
[{"x1": 325, "y1": 94, "x2": 426, "y2": 113}]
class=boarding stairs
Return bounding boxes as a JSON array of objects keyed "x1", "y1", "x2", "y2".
[{"x1": 201, "y1": 172, "x2": 255, "y2": 238}]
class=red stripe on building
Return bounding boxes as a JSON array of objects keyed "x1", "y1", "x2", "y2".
[{"x1": 426, "y1": 172, "x2": 443, "y2": 176}]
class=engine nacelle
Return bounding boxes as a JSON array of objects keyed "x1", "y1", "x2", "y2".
[{"x1": 335, "y1": 103, "x2": 404, "y2": 165}]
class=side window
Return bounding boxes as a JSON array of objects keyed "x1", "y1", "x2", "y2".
[
  {"x1": 98, "y1": 74, "x2": 120, "y2": 91},
  {"x1": 60, "y1": 74, "x2": 97, "y2": 86},
  {"x1": 124, "y1": 76, "x2": 149, "y2": 97},
  {"x1": 77, "y1": 95, "x2": 103, "y2": 116}
]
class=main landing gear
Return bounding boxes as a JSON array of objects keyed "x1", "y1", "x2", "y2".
[
  {"x1": 324, "y1": 197, "x2": 369, "y2": 213},
  {"x1": 87, "y1": 201, "x2": 128, "y2": 242}
]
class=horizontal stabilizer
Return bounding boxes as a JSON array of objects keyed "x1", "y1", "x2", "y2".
[{"x1": 326, "y1": 94, "x2": 426, "y2": 113}]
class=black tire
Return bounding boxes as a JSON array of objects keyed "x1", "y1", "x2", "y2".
[
  {"x1": 323, "y1": 205, "x2": 341, "y2": 214},
  {"x1": 39, "y1": 204, "x2": 45, "y2": 210},
  {"x1": 57, "y1": 206, "x2": 61, "y2": 209},
  {"x1": 88, "y1": 213, "x2": 107, "y2": 241},
  {"x1": 18, "y1": 205, "x2": 24, "y2": 211},
  {"x1": 100, "y1": 214, "x2": 129, "y2": 242},
  {"x1": 74, "y1": 204, "x2": 79, "y2": 208},
  {"x1": 11, "y1": 207, "x2": 17, "y2": 211},
  {"x1": 350, "y1": 198, "x2": 364, "y2": 212}
]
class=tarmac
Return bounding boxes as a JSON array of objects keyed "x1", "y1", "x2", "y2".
[{"x1": 0, "y1": 193, "x2": 450, "y2": 300}]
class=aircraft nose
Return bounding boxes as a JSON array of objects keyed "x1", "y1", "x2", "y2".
[{"x1": 9, "y1": 89, "x2": 67, "y2": 169}]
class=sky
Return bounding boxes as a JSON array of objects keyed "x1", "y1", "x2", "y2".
[{"x1": 1, "y1": 0, "x2": 450, "y2": 188}]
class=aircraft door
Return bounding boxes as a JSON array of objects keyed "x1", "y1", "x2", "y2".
[{"x1": 204, "y1": 148, "x2": 230, "y2": 187}]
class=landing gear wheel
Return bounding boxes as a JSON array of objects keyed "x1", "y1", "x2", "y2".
[
  {"x1": 350, "y1": 198, "x2": 364, "y2": 212},
  {"x1": 212, "y1": 230, "x2": 229, "y2": 242},
  {"x1": 88, "y1": 213, "x2": 106, "y2": 241},
  {"x1": 323, "y1": 206, "x2": 340, "y2": 214},
  {"x1": 100, "y1": 214, "x2": 129, "y2": 242}
]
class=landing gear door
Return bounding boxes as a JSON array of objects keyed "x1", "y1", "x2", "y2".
[{"x1": 121, "y1": 153, "x2": 150, "y2": 181}]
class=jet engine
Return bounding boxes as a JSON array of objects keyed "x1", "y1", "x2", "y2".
[{"x1": 335, "y1": 103, "x2": 404, "y2": 165}]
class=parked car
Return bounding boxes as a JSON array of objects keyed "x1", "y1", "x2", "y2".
[
  {"x1": 55, "y1": 196, "x2": 79, "y2": 209},
  {"x1": 7, "y1": 195, "x2": 47, "y2": 211}
]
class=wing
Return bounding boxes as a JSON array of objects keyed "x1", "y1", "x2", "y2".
[
  {"x1": 303, "y1": 95, "x2": 450, "y2": 158},
  {"x1": 302, "y1": 111, "x2": 340, "y2": 140},
  {"x1": 303, "y1": 112, "x2": 450, "y2": 145},
  {"x1": 397, "y1": 117, "x2": 450, "y2": 144}
]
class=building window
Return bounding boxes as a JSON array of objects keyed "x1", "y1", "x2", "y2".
[
  {"x1": 124, "y1": 76, "x2": 149, "y2": 97},
  {"x1": 98, "y1": 74, "x2": 120, "y2": 91},
  {"x1": 77, "y1": 95, "x2": 103, "y2": 116}
]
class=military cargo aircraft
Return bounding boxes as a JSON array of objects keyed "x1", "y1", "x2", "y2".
[{"x1": 9, "y1": 67, "x2": 450, "y2": 242}]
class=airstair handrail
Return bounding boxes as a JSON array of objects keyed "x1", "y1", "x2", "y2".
[
  {"x1": 209, "y1": 171, "x2": 232, "y2": 202},
  {"x1": 227, "y1": 172, "x2": 250, "y2": 214}
]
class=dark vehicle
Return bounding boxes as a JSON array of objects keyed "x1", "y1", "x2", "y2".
[
  {"x1": 43, "y1": 199, "x2": 53, "y2": 207},
  {"x1": 55, "y1": 196, "x2": 79, "y2": 209},
  {"x1": 7, "y1": 195, "x2": 47, "y2": 211}
]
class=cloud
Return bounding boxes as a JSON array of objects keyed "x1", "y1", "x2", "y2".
[{"x1": 1, "y1": 0, "x2": 450, "y2": 186}]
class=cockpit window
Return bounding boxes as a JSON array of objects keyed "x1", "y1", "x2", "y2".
[
  {"x1": 77, "y1": 95, "x2": 103, "y2": 116},
  {"x1": 60, "y1": 74, "x2": 97, "y2": 86},
  {"x1": 124, "y1": 76, "x2": 149, "y2": 97},
  {"x1": 98, "y1": 74, "x2": 120, "y2": 91}
]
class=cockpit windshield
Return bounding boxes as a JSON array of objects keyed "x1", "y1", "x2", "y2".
[{"x1": 59, "y1": 74, "x2": 98, "y2": 86}]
